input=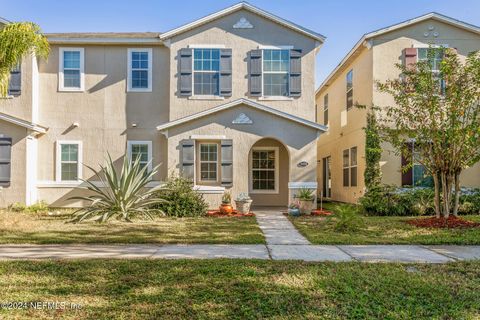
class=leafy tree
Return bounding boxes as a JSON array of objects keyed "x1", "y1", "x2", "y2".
[
  {"x1": 0, "y1": 22, "x2": 49, "y2": 97},
  {"x1": 377, "y1": 47, "x2": 480, "y2": 218},
  {"x1": 364, "y1": 111, "x2": 382, "y2": 191}
]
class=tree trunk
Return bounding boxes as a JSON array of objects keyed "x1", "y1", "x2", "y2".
[
  {"x1": 433, "y1": 172, "x2": 441, "y2": 218},
  {"x1": 453, "y1": 171, "x2": 461, "y2": 217}
]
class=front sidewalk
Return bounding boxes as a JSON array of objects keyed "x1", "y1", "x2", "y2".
[{"x1": 0, "y1": 244, "x2": 478, "y2": 263}]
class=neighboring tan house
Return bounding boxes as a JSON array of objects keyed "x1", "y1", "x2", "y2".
[
  {"x1": 0, "y1": 2, "x2": 326, "y2": 208},
  {"x1": 316, "y1": 12, "x2": 480, "y2": 204}
]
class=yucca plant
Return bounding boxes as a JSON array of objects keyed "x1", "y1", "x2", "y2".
[
  {"x1": 0, "y1": 22, "x2": 49, "y2": 97},
  {"x1": 70, "y1": 154, "x2": 168, "y2": 223}
]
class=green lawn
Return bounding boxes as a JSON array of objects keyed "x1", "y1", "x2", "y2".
[
  {"x1": 0, "y1": 210, "x2": 264, "y2": 244},
  {"x1": 292, "y1": 202, "x2": 480, "y2": 245},
  {"x1": 0, "y1": 259, "x2": 479, "y2": 319}
]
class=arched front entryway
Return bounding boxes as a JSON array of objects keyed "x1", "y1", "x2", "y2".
[{"x1": 248, "y1": 138, "x2": 289, "y2": 207}]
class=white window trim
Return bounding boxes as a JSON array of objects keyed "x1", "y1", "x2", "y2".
[
  {"x1": 56, "y1": 140, "x2": 83, "y2": 183},
  {"x1": 261, "y1": 49, "x2": 291, "y2": 99},
  {"x1": 323, "y1": 93, "x2": 329, "y2": 126},
  {"x1": 58, "y1": 47, "x2": 85, "y2": 92},
  {"x1": 192, "y1": 48, "x2": 221, "y2": 98},
  {"x1": 198, "y1": 142, "x2": 220, "y2": 183},
  {"x1": 127, "y1": 48, "x2": 153, "y2": 92},
  {"x1": 249, "y1": 146, "x2": 279, "y2": 194},
  {"x1": 127, "y1": 140, "x2": 153, "y2": 172}
]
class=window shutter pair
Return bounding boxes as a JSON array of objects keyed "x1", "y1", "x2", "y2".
[
  {"x1": 8, "y1": 65, "x2": 21, "y2": 96},
  {"x1": 180, "y1": 139, "x2": 233, "y2": 187},
  {"x1": 249, "y1": 49, "x2": 302, "y2": 97},
  {"x1": 0, "y1": 137, "x2": 12, "y2": 187},
  {"x1": 179, "y1": 48, "x2": 232, "y2": 97}
]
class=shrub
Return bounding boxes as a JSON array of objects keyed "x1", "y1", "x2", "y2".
[
  {"x1": 359, "y1": 186, "x2": 479, "y2": 216},
  {"x1": 331, "y1": 204, "x2": 364, "y2": 232},
  {"x1": 8, "y1": 201, "x2": 49, "y2": 214},
  {"x1": 70, "y1": 154, "x2": 167, "y2": 223},
  {"x1": 152, "y1": 174, "x2": 208, "y2": 217}
]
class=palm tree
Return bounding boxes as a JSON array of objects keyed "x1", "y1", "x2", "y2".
[{"x1": 0, "y1": 22, "x2": 49, "y2": 97}]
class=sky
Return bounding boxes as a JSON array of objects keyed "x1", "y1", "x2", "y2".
[{"x1": 2, "y1": 0, "x2": 479, "y2": 86}]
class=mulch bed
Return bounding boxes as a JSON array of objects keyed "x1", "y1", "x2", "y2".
[
  {"x1": 206, "y1": 210, "x2": 255, "y2": 217},
  {"x1": 282, "y1": 209, "x2": 333, "y2": 217},
  {"x1": 407, "y1": 216, "x2": 480, "y2": 229}
]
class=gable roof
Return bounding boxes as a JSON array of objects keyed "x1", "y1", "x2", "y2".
[
  {"x1": 46, "y1": 32, "x2": 162, "y2": 44},
  {"x1": 0, "y1": 112, "x2": 48, "y2": 134},
  {"x1": 159, "y1": 2, "x2": 325, "y2": 42},
  {"x1": 316, "y1": 12, "x2": 480, "y2": 94},
  {"x1": 156, "y1": 98, "x2": 327, "y2": 132}
]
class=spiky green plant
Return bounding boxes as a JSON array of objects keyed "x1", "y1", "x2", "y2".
[
  {"x1": 70, "y1": 154, "x2": 168, "y2": 223},
  {"x1": 0, "y1": 22, "x2": 49, "y2": 97}
]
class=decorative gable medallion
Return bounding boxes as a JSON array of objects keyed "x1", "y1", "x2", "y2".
[
  {"x1": 233, "y1": 17, "x2": 253, "y2": 29},
  {"x1": 232, "y1": 113, "x2": 253, "y2": 124}
]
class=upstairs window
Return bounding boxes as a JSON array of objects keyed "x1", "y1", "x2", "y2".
[
  {"x1": 128, "y1": 49, "x2": 152, "y2": 92},
  {"x1": 263, "y1": 49, "x2": 289, "y2": 97},
  {"x1": 59, "y1": 48, "x2": 84, "y2": 91},
  {"x1": 193, "y1": 49, "x2": 220, "y2": 96},
  {"x1": 417, "y1": 48, "x2": 445, "y2": 93},
  {"x1": 323, "y1": 94, "x2": 329, "y2": 125},
  {"x1": 346, "y1": 69, "x2": 353, "y2": 110}
]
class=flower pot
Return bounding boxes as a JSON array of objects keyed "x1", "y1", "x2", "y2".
[
  {"x1": 298, "y1": 200, "x2": 314, "y2": 215},
  {"x1": 288, "y1": 208, "x2": 301, "y2": 216},
  {"x1": 235, "y1": 199, "x2": 253, "y2": 214},
  {"x1": 219, "y1": 203, "x2": 233, "y2": 215}
]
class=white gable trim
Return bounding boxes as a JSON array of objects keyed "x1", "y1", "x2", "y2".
[
  {"x1": 0, "y1": 112, "x2": 48, "y2": 134},
  {"x1": 156, "y1": 98, "x2": 327, "y2": 132},
  {"x1": 316, "y1": 12, "x2": 480, "y2": 94},
  {"x1": 159, "y1": 2, "x2": 325, "y2": 42}
]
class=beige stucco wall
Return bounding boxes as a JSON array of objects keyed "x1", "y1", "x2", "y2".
[
  {"x1": 35, "y1": 44, "x2": 170, "y2": 206},
  {"x1": 166, "y1": 104, "x2": 318, "y2": 209},
  {"x1": 316, "y1": 47, "x2": 372, "y2": 203},
  {"x1": 0, "y1": 56, "x2": 34, "y2": 121},
  {"x1": 372, "y1": 19, "x2": 480, "y2": 189},
  {"x1": 316, "y1": 18, "x2": 480, "y2": 204},
  {"x1": 168, "y1": 9, "x2": 319, "y2": 122},
  {"x1": 0, "y1": 121, "x2": 27, "y2": 207}
]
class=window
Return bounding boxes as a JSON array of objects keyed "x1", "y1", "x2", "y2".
[
  {"x1": 346, "y1": 69, "x2": 353, "y2": 110},
  {"x1": 128, "y1": 48, "x2": 152, "y2": 92},
  {"x1": 322, "y1": 156, "x2": 331, "y2": 198},
  {"x1": 127, "y1": 141, "x2": 152, "y2": 172},
  {"x1": 59, "y1": 48, "x2": 84, "y2": 91},
  {"x1": 343, "y1": 147, "x2": 357, "y2": 187},
  {"x1": 263, "y1": 49, "x2": 289, "y2": 96},
  {"x1": 323, "y1": 94, "x2": 329, "y2": 125},
  {"x1": 56, "y1": 141, "x2": 82, "y2": 182},
  {"x1": 343, "y1": 149, "x2": 349, "y2": 187},
  {"x1": 199, "y1": 143, "x2": 218, "y2": 182},
  {"x1": 193, "y1": 49, "x2": 220, "y2": 96},
  {"x1": 251, "y1": 147, "x2": 278, "y2": 193},
  {"x1": 417, "y1": 48, "x2": 445, "y2": 93}
]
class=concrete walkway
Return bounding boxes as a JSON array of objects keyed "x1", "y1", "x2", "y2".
[
  {"x1": 0, "y1": 210, "x2": 479, "y2": 263},
  {"x1": 0, "y1": 244, "x2": 479, "y2": 262}
]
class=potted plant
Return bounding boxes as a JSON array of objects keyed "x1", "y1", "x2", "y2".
[
  {"x1": 296, "y1": 187, "x2": 315, "y2": 215},
  {"x1": 219, "y1": 191, "x2": 233, "y2": 215},
  {"x1": 288, "y1": 202, "x2": 300, "y2": 216},
  {"x1": 235, "y1": 193, "x2": 253, "y2": 214}
]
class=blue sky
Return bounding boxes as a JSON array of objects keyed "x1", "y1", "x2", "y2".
[{"x1": 2, "y1": 0, "x2": 479, "y2": 86}]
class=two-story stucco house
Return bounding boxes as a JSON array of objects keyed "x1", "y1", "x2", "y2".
[
  {"x1": 0, "y1": 2, "x2": 326, "y2": 208},
  {"x1": 316, "y1": 13, "x2": 480, "y2": 204}
]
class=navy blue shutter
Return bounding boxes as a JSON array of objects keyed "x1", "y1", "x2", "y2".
[
  {"x1": 0, "y1": 137, "x2": 12, "y2": 187},
  {"x1": 289, "y1": 49, "x2": 302, "y2": 97},
  {"x1": 220, "y1": 139, "x2": 233, "y2": 187},
  {"x1": 219, "y1": 49, "x2": 232, "y2": 96},
  {"x1": 249, "y1": 50, "x2": 262, "y2": 96},
  {"x1": 8, "y1": 64, "x2": 21, "y2": 96},
  {"x1": 181, "y1": 139, "x2": 195, "y2": 180},
  {"x1": 179, "y1": 49, "x2": 193, "y2": 96}
]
